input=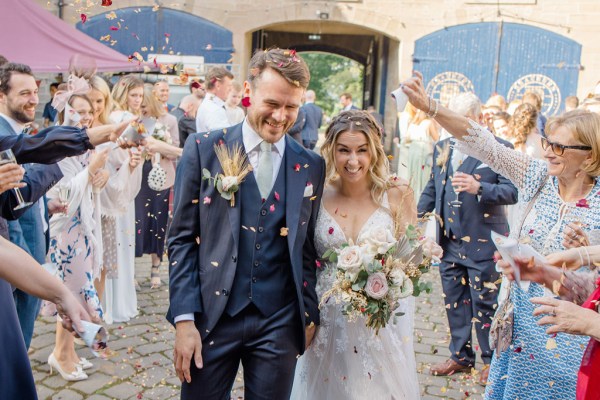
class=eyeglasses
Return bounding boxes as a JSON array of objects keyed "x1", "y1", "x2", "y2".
[{"x1": 540, "y1": 136, "x2": 592, "y2": 156}]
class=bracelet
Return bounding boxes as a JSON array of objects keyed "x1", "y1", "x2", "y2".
[
  {"x1": 583, "y1": 246, "x2": 592, "y2": 268},
  {"x1": 427, "y1": 97, "x2": 439, "y2": 118},
  {"x1": 578, "y1": 247, "x2": 585, "y2": 268}
]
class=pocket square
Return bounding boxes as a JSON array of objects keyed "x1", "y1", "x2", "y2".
[
  {"x1": 304, "y1": 183, "x2": 314, "y2": 197},
  {"x1": 476, "y1": 163, "x2": 490, "y2": 170}
]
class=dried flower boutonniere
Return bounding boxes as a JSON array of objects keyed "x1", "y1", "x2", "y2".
[
  {"x1": 435, "y1": 142, "x2": 451, "y2": 174},
  {"x1": 202, "y1": 143, "x2": 252, "y2": 207}
]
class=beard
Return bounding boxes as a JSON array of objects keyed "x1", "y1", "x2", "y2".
[{"x1": 8, "y1": 103, "x2": 35, "y2": 124}]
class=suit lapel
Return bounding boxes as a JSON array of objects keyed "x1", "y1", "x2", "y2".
[
  {"x1": 285, "y1": 137, "x2": 308, "y2": 256},
  {"x1": 457, "y1": 155, "x2": 479, "y2": 175},
  {"x1": 0, "y1": 116, "x2": 18, "y2": 136},
  {"x1": 223, "y1": 126, "x2": 244, "y2": 251}
]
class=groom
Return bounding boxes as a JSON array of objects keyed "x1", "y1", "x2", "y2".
[{"x1": 167, "y1": 48, "x2": 325, "y2": 400}]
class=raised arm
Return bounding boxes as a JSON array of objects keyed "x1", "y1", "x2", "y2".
[{"x1": 400, "y1": 72, "x2": 541, "y2": 191}]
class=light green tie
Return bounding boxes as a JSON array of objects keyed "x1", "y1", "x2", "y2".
[{"x1": 257, "y1": 141, "x2": 273, "y2": 199}]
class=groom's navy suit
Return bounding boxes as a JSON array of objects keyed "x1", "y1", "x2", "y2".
[
  {"x1": 167, "y1": 122, "x2": 325, "y2": 399},
  {"x1": 418, "y1": 137, "x2": 517, "y2": 367}
]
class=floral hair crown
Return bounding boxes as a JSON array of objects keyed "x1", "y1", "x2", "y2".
[{"x1": 327, "y1": 110, "x2": 383, "y2": 139}]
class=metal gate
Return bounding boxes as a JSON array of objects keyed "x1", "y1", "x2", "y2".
[{"x1": 413, "y1": 22, "x2": 582, "y2": 115}]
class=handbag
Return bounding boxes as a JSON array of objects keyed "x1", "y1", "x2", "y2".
[
  {"x1": 489, "y1": 176, "x2": 548, "y2": 355},
  {"x1": 147, "y1": 152, "x2": 167, "y2": 191}
]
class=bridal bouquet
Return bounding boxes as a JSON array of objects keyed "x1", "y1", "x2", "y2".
[
  {"x1": 321, "y1": 224, "x2": 434, "y2": 334},
  {"x1": 151, "y1": 121, "x2": 172, "y2": 144}
]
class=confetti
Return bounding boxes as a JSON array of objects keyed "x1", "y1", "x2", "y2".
[
  {"x1": 294, "y1": 163, "x2": 301, "y2": 172},
  {"x1": 101, "y1": 0, "x2": 112, "y2": 6},
  {"x1": 280, "y1": 227, "x2": 289, "y2": 236},
  {"x1": 110, "y1": 26, "x2": 119, "y2": 31},
  {"x1": 203, "y1": 196, "x2": 211, "y2": 205},
  {"x1": 80, "y1": 14, "x2": 87, "y2": 24},
  {"x1": 191, "y1": 199, "x2": 199, "y2": 204},
  {"x1": 546, "y1": 338, "x2": 558, "y2": 350},
  {"x1": 105, "y1": 11, "x2": 117, "y2": 20},
  {"x1": 274, "y1": 192, "x2": 280, "y2": 201},
  {"x1": 241, "y1": 97, "x2": 251, "y2": 107},
  {"x1": 310, "y1": 196, "x2": 317, "y2": 201},
  {"x1": 328, "y1": 227, "x2": 334, "y2": 235},
  {"x1": 269, "y1": 204, "x2": 275, "y2": 212},
  {"x1": 461, "y1": 236, "x2": 471, "y2": 242},
  {"x1": 576, "y1": 198, "x2": 589, "y2": 208},
  {"x1": 211, "y1": 261, "x2": 219, "y2": 267}
]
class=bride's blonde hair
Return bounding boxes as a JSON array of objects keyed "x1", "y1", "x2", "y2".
[{"x1": 321, "y1": 110, "x2": 391, "y2": 205}]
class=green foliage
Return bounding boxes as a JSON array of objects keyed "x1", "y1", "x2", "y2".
[
  {"x1": 352, "y1": 270, "x2": 369, "y2": 291},
  {"x1": 300, "y1": 52, "x2": 364, "y2": 117}
]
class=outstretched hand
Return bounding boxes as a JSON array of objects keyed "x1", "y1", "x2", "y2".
[
  {"x1": 399, "y1": 71, "x2": 430, "y2": 113},
  {"x1": 531, "y1": 296, "x2": 600, "y2": 337},
  {"x1": 174, "y1": 321, "x2": 203, "y2": 383},
  {"x1": 55, "y1": 288, "x2": 91, "y2": 334}
]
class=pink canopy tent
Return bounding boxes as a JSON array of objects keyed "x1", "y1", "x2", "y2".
[{"x1": 0, "y1": 0, "x2": 141, "y2": 72}]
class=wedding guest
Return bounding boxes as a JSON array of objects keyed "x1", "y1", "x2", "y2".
[
  {"x1": 107, "y1": 74, "x2": 145, "y2": 322},
  {"x1": 339, "y1": 92, "x2": 358, "y2": 111},
  {"x1": 491, "y1": 111, "x2": 511, "y2": 141},
  {"x1": 225, "y1": 81, "x2": 245, "y2": 126},
  {"x1": 89, "y1": 76, "x2": 143, "y2": 309},
  {"x1": 300, "y1": 89, "x2": 323, "y2": 150},
  {"x1": 42, "y1": 82, "x2": 59, "y2": 127},
  {"x1": 135, "y1": 84, "x2": 180, "y2": 288},
  {"x1": 40, "y1": 93, "x2": 109, "y2": 381},
  {"x1": 195, "y1": 67, "x2": 234, "y2": 132},
  {"x1": 405, "y1": 108, "x2": 438, "y2": 200},
  {"x1": 522, "y1": 91, "x2": 547, "y2": 136},
  {"x1": 509, "y1": 103, "x2": 544, "y2": 159},
  {"x1": 0, "y1": 235, "x2": 91, "y2": 400},
  {"x1": 154, "y1": 80, "x2": 174, "y2": 112},
  {"x1": 402, "y1": 72, "x2": 600, "y2": 398},
  {"x1": 171, "y1": 94, "x2": 200, "y2": 147},
  {"x1": 506, "y1": 99, "x2": 522, "y2": 115},
  {"x1": 485, "y1": 94, "x2": 508, "y2": 112},
  {"x1": 565, "y1": 95, "x2": 580, "y2": 112},
  {"x1": 417, "y1": 92, "x2": 517, "y2": 385},
  {"x1": 189, "y1": 79, "x2": 205, "y2": 101}
]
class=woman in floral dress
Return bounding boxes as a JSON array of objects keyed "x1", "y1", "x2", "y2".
[{"x1": 401, "y1": 72, "x2": 600, "y2": 399}]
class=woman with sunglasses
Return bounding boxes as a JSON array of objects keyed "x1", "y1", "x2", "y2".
[{"x1": 400, "y1": 72, "x2": 600, "y2": 399}]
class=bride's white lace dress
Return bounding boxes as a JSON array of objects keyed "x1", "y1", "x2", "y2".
[{"x1": 291, "y1": 193, "x2": 421, "y2": 400}]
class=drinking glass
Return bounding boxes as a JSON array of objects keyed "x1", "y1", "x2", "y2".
[
  {"x1": 450, "y1": 174, "x2": 462, "y2": 208},
  {"x1": 0, "y1": 149, "x2": 32, "y2": 210},
  {"x1": 57, "y1": 183, "x2": 70, "y2": 216}
]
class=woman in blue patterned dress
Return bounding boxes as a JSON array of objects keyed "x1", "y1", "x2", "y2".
[
  {"x1": 400, "y1": 72, "x2": 600, "y2": 399},
  {"x1": 40, "y1": 93, "x2": 110, "y2": 381}
]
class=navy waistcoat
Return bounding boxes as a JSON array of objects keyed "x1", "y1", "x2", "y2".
[{"x1": 225, "y1": 153, "x2": 296, "y2": 317}]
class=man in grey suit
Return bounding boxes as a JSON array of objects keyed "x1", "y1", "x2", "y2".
[
  {"x1": 300, "y1": 90, "x2": 323, "y2": 150},
  {"x1": 168, "y1": 49, "x2": 324, "y2": 400}
]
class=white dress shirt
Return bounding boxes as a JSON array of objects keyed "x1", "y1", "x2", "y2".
[
  {"x1": 174, "y1": 119, "x2": 286, "y2": 324},
  {"x1": 195, "y1": 94, "x2": 229, "y2": 133}
]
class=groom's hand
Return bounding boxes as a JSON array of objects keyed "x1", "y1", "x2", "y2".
[
  {"x1": 305, "y1": 322, "x2": 316, "y2": 349},
  {"x1": 174, "y1": 321, "x2": 203, "y2": 383}
]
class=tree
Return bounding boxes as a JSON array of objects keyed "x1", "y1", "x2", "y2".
[{"x1": 301, "y1": 52, "x2": 364, "y2": 117}]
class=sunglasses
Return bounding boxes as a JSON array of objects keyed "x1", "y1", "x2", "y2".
[{"x1": 540, "y1": 136, "x2": 592, "y2": 156}]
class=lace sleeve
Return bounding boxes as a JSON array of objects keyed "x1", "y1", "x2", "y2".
[
  {"x1": 561, "y1": 269, "x2": 599, "y2": 305},
  {"x1": 455, "y1": 120, "x2": 548, "y2": 200}
]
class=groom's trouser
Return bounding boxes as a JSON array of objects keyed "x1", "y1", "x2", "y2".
[
  {"x1": 182, "y1": 301, "x2": 301, "y2": 400},
  {"x1": 439, "y1": 237, "x2": 500, "y2": 367}
]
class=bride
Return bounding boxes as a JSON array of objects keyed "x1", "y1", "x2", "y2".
[{"x1": 292, "y1": 110, "x2": 421, "y2": 399}]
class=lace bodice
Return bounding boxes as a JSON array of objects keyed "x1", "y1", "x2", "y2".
[{"x1": 293, "y1": 192, "x2": 420, "y2": 399}]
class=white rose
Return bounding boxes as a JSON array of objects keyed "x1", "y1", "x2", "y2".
[
  {"x1": 389, "y1": 269, "x2": 413, "y2": 299},
  {"x1": 221, "y1": 176, "x2": 239, "y2": 192},
  {"x1": 337, "y1": 245, "x2": 363, "y2": 282},
  {"x1": 361, "y1": 226, "x2": 396, "y2": 255}
]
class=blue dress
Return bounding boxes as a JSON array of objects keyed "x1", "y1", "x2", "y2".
[{"x1": 456, "y1": 121, "x2": 600, "y2": 399}]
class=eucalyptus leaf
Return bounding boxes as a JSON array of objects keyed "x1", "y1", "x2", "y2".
[{"x1": 202, "y1": 168, "x2": 212, "y2": 180}]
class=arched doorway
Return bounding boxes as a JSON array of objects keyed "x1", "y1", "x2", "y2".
[
  {"x1": 414, "y1": 22, "x2": 581, "y2": 115},
  {"x1": 250, "y1": 21, "x2": 397, "y2": 118}
]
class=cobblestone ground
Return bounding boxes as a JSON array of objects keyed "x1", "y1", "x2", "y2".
[{"x1": 31, "y1": 256, "x2": 485, "y2": 400}]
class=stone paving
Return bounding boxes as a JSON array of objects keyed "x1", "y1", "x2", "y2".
[{"x1": 31, "y1": 256, "x2": 486, "y2": 400}]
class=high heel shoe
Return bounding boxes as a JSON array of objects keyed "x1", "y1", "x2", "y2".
[
  {"x1": 48, "y1": 353, "x2": 88, "y2": 381},
  {"x1": 150, "y1": 264, "x2": 162, "y2": 289},
  {"x1": 78, "y1": 357, "x2": 93, "y2": 370}
]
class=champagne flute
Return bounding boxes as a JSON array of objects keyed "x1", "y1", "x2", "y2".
[
  {"x1": 57, "y1": 183, "x2": 70, "y2": 216},
  {"x1": 450, "y1": 174, "x2": 463, "y2": 208},
  {"x1": 0, "y1": 149, "x2": 32, "y2": 210}
]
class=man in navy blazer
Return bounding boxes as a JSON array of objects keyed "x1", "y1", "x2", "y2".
[
  {"x1": 417, "y1": 93, "x2": 517, "y2": 383},
  {"x1": 300, "y1": 90, "x2": 323, "y2": 149},
  {"x1": 168, "y1": 49, "x2": 324, "y2": 400}
]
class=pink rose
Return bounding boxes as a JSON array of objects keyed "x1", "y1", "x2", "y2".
[{"x1": 365, "y1": 272, "x2": 389, "y2": 300}]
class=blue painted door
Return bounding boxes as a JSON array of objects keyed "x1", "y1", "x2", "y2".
[{"x1": 413, "y1": 22, "x2": 581, "y2": 115}]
